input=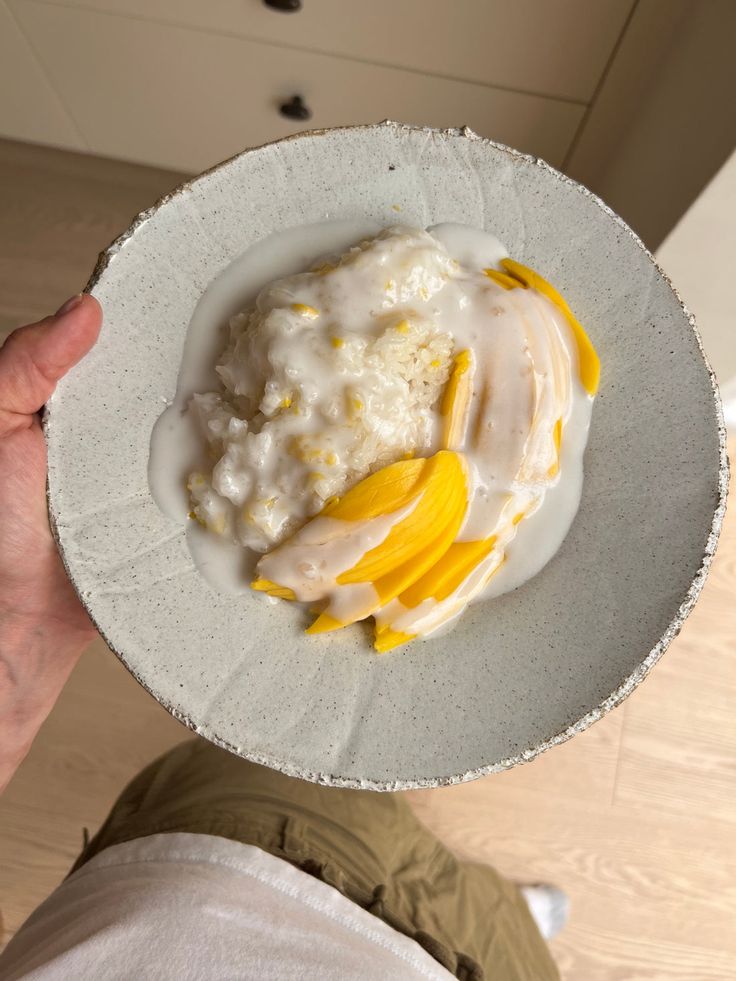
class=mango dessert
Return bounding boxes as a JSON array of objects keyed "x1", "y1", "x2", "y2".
[{"x1": 188, "y1": 226, "x2": 600, "y2": 652}]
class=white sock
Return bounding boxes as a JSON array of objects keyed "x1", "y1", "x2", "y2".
[{"x1": 519, "y1": 884, "x2": 570, "y2": 941}]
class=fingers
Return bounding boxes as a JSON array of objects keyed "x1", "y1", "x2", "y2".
[{"x1": 0, "y1": 295, "x2": 102, "y2": 437}]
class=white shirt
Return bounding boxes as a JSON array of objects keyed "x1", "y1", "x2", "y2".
[{"x1": 0, "y1": 833, "x2": 453, "y2": 980}]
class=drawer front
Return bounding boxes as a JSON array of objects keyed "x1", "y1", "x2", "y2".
[
  {"x1": 11, "y1": 2, "x2": 584, "y2": 174},
  {"x1": 29, "y1": 0, "x2": 632, "y2": 103}
]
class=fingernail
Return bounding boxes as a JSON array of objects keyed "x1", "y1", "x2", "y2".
[{"x1": 55, "y1": 294, "x2": 84, "y2": 317}]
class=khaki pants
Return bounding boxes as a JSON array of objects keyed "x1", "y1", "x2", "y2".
[{"x1": 73, "y1": 739, "x2": 559, "y2": 981}]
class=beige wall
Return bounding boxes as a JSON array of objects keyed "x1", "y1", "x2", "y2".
[
  {"x1": 568, "y1": 0, "x2": 736, "y2": 249},
  {"x1": 657, "y1": 149, "x2": 736, "y2": 398}
]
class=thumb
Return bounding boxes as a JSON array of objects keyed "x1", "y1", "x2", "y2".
[{"x1": 0, "y1": 294, "x2": 102, "y2": 436}]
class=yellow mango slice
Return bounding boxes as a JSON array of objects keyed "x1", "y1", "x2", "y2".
[
  {"x1": 256, "y1": 450, "x2": 468, "y2": 636},
  {"x1": 371, "y1": 473, "x2": 467, "y2": 604},
  {"x1": 251, "y1": 578, "x2": 296, "y2": 601},
  {"x1": 374, "y1": 625, "x2": 415, "y2": 654},
  {"x1": 321, "y1": 457, "x2": 429, "y2": 522},
  {"x1": 306, "y1": 612, "x2": 343, "y2": 634},
  {"x1": 548, "y1": 417, "x2": 562, "y2": 478},
  {"x1": 337, "y1": 451, "x2": 465, "y2": 585},
  {"x1": 309, "y1": 451, "x2": 468, "y2": 633},
  {"x1": 440, "y1": 350, "x2": 474, "y2": 450},
  {"x1": 553, "y1": 417, "x2": 562, "y2": 452},
  {"x1": 309, "y1": 503, "x2": 465, "y2": 634},
  {"x1": 399, "y1": 536, "x2": 498, "y2": 608},
  {"x1": 500, "y1": 258, "x2": 600, "y2": 396},
  {"x1": 308, "y1": 489, "x2": 465, "y2": 634},
  {"x1": 483, "y1": 268, "x2": 522, "y2": 290}
]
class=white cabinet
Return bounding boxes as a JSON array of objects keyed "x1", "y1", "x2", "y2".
[
  {"x1": 9, "y1": 0, "x2": 584, "y2": 172},
  {"x1": 2, "y1": 0, "x2": 732, "y2": 252},
  {"x1": 28, "y1": 0, "x2": 632, "y2": 102}
]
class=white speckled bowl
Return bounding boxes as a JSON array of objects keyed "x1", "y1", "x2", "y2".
[{"x1": 45, "y1": 123, "x2": 727, "y2": 790}]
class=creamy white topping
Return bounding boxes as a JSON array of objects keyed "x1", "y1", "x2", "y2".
[{"x1": 149, "y1": 221, "x2": 594, "y2": 644}]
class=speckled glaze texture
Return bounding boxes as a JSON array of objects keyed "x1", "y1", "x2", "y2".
[{"x1": 45, "y1": 123, "x2": 727, "y2": 790}]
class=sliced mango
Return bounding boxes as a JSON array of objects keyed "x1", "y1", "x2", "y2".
[
  {"x1": 252, "y1": 458, "x2": 430, "y2": 603},
  {"x1": 306, "y1": 612, "x2": 343, "y2": 634},
  {"x1": 251, "y1": 578, "x2": 296, "y2": 601},
  {"x1": 483, "y1": 268, "x2": 522, "y2": 290},
  {"x1": 374, "y1": 625, "x2": 415, "y2": 653},
  {"x1": 371, "y1": 472, "x2": 467, "y2": 604},
  {"x1": 548, "y1": 417, "x2": 562, "y2": 478},
  {"x1": 309, "y1": 451, "x2": 468, "y2": 632},
  {"x1": 321, "y1": 457, "x2": 429, "y2": 522},
  {"x1": 337, "y1": 452, "x2": 464, "y2": 585},
  {"x1": 500, "y1": 258, "x2": 600, "y2": 396},
  {"x1": 399, "y1": 536, "x2": 497, "y2": 608},
  {"x1": 253, "y1": 450, "x2": 468, "y2": 637},
  {"x1": 441, "y1": 350, "x2": 474, "y2": 450},
  {"x1": 308, "y1": 487, "x2": 465, "y2": 634}
]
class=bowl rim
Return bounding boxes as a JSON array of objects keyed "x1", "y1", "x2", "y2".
[{"x1": 46, "y1": 121, "x2": 730, "y2": 790}]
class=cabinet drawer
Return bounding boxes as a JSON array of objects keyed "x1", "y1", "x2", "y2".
[
  {"x1": 12, "y1": 2, "x2": 584, "y2": 174},
  {"x1": 29, "y1": 0, "x2": 631, "y2": 103}
]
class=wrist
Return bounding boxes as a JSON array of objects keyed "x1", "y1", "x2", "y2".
[{"x1": 0, "y1": 609, "x2": 90, "y2": 790}]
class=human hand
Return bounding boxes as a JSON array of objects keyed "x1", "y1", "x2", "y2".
[{"x1": 0, "y1": 294, "x2": 101, "y2": 788}]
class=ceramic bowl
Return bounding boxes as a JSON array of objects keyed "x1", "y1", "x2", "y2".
[{"x1": 45, "y1": 123, "x2": 727, "y2": 789}]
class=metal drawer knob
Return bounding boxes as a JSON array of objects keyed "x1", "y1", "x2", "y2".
[
  {"x1": 279, "y1": 95, "x2": 312, "y2": 121},
  {"x1": 263, "y1": 0, "x2": 302, "y2": 12}
]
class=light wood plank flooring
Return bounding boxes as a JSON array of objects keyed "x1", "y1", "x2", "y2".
[{"x1": 1, "y1": 138, "x2": 734, "y2": 979}]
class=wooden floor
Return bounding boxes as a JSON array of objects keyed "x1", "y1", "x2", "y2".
[{"x1": 1, "y1": 138, "x2": 734, "y2": 979}]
